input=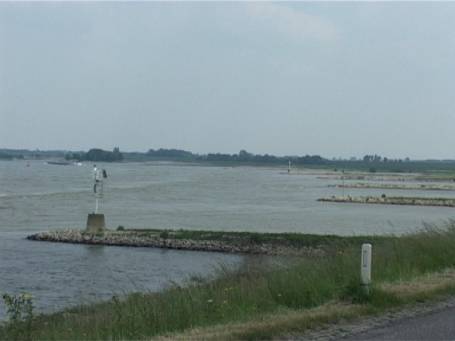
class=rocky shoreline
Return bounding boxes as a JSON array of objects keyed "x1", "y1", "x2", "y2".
[
  {"x1": 319, "y1": 175, "x2": 455, "y2": 183},
  {"x1": 27, "y1": 230, "x2": 323, "y2": 256},
  {"x1": 328, "y1": 183, "x2": 455, "y2": 191},
  {"x1": 318, "y1": 195, "x2": 455, "y2": 207}
]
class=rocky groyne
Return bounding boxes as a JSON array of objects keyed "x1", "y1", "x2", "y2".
[
  {"x1": 318, "y1": 196, "x2": 455, "y2": 207},
  {"x1": 328, "y1": 183, "x2": 455, "y2": 191},
  {"x1": 319, "y1": 175, "x2": 455, "y2": 183},
  {"x1": 27, "y1": 230, "x2": 323, "y2": 256}
]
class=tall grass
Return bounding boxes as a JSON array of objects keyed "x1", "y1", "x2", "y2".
[{"x1": 3, "y1": 222, "x2": 455, "y2": 340}]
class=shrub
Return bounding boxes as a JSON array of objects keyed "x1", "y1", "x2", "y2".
[{"x1": 2, "y1": 293, "x2": 34, "y2": 340}]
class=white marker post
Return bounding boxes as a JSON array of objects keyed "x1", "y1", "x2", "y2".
[
  {"x1": 87, "y1": 165, "x2": 106, "y2": 233},
  {"x1": 361, "y1": 243, "x2": 372, "y2": 294},
  {"x1": 342, "y1": 169, "x2": 345, "y2": 197},
  {"x1": 93, "y1": 166, "x2": 104, "y2": 214}
]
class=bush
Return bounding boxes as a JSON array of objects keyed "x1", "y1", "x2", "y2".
[{"x1": 2, "y1": 293, "x2": 34, "y2": 340}]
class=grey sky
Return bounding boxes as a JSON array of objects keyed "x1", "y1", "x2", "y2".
[{"x1": 1, "y1": 2, "x2": 454, "y2": 159}]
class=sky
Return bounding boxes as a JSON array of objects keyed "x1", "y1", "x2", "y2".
[{"x1": 1, "y1": 2, "x2": 455, "y2": 159}]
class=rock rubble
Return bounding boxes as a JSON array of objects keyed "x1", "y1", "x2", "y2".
[
  {"x1": 27, "y1": 230, "x2": 323, "y2": 256},
  {"x1": 318, "y1": 196, "x2": 455, "y2": 207}
]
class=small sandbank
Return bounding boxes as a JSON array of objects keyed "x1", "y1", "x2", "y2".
[
  {"x1": 26, "y1": 229, "x2": 352, "y2": 256},
  {"x1": 318, "y1": 195, "x2": 455, "y2": 207},
  {"x1": 329, "y1": 183, "x2": 455, "y2": 191}
]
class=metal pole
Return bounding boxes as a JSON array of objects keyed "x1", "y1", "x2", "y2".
[{"x1": 95, "y1": 198, "x2": 99, "y2": 214}]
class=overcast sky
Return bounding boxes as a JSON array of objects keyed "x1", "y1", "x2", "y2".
[{"x1": 1, "y1": 2, "x2": 454, "y2": 159}]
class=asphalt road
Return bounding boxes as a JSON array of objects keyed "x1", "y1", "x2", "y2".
[{"x1": 343, "y1": 304, "x2": 455, "y2": 340}]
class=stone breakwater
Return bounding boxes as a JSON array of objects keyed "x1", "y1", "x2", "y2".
[
  {"x1": 328, "y1": 183, "x2": 455, "y2": 191},
  {"x1": 318, "y1": 196, "x2": 455, "y2": 208},
  {"x1": 319, "y1": 175, "x2": 455, "y2": 183},
  {"x1": 27, "y1": 230, "x2": 323, "y2": 256}
]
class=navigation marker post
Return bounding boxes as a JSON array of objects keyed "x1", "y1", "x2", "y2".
[
  {"x1": 342, "y1": 169, "x2": 345, "y2": 197},
  {"x1": 360, "y1": 243, "x2": 372, "y2": 295},
  {"x1": 86, "y1": 165, "x2": 107, "y2": 234},
  {"x1": 288, "y1": 160, "x2": 291, "y2": 174}
]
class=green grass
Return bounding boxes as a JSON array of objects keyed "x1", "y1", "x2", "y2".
[
  {"x1": 4, "y1": 222, "x2": 455, "y2": 340},
  {"x1": 125, "y1": 228, "x2": 389, "y2": 249}
]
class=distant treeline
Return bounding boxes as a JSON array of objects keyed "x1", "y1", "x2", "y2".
[
  {"x1": 132, "y1": 149, "x2": 455, "y2": 173},
  {"x1": 0, "y1": 149, "x2": 62, "y2": 160},
  {"x1": 129, "y1": 148, "x2": 325, "y2": 165},
  {"x1": 0, "y1": 152, "x2": 19, "y2": 160},
  {"x1": 123, "y1": 149, "x2": 455, "y2": 172},
  {"x1": 65, "y1": 148, "x2": 123, "y2": 162},
  {"x1": 140, "y1": 149, "x2": 408, "y2": 166},
  {"x1": 2, "y1": 147, "x2": 455, "y2": 173},
  {"x1": 200, "y1": 150, "x2": 325, "y2": 165}
]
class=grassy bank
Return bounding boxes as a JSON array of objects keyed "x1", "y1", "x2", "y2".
[
  {"x1": 5, "y1": 222, "x2": 455, "y2": 340},
  {"x1": 161, "y1": 270, "x2": 455, "y2": 340}
]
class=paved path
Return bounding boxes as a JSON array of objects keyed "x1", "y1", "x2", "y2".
[
  {"x1": 343, "y1": 304, "x2": 455, "y2": 340},
  {"x1": 296, "y1": 298, "x2": 455, "y2": 341}
]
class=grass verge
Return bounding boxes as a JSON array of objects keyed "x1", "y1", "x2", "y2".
[
  {"x1": 4, "y1": 221, "x2": 455, "y2": 340},
  {"x1": 160, "y1": 271, "x2": 455, "y2": 340}
]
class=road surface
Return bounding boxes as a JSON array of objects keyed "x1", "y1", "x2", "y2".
[
  {"x1": 342, "y1": 298, "x2": 455, "y2": 341},
  {"x1": 296, "y1": 298, "x2": 455, "y2": 340},
  {"x1": 342, "y1": 301, "x2": 455, "y2": 340}
]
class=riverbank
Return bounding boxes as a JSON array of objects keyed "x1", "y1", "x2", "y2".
[
  {"x1": 318, "y1": 195, "x2": 455, "y2": 207},
  {"x1": 4, "y1": 223, "x2": 455, "y2": 340},
  {"x1": 26, "y1": 229, "x2": 380, "y2": 256},
  {"x1": 329, "y1": 183, "x2": 455, "y2": 191},
  {"x1": 163, "y1": 271, "x2": 455, "y2": 340}
]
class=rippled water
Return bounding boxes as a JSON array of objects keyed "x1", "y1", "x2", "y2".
[{"x1": 1, "y1": 160, "x2": 454, "y2": 318}]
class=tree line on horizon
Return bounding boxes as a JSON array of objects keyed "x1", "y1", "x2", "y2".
[
  {"x1": 61, "y1": 148, "x2": 455, "y2": 172},
  {"x1": 65, "y1": 147, "x2": 123, "y2": 162},
  {"x1": 2, "y1": 148, "x2": 455, "y2": 173},
  {"x1": 142, "y1": 148, "x2": 326, "y2": 165},
  {"x1": 62, "y1": 147, "x2": 328, "y2": 164}
]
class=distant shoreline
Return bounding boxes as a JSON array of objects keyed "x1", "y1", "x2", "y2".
[{"x1": 3, "y1": 147, "x2": 455, "y2": 173}]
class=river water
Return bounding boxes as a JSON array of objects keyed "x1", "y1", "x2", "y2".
[{"x1": 1, "y1": 160, "x2": 454, "y2": 318}]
